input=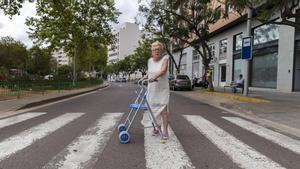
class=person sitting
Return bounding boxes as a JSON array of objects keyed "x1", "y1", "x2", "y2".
[{"x1": 232, "y1": 74, "x2": 244, "y2": 93}]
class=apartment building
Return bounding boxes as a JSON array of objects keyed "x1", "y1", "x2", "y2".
[
  {"x1": 170, "y1": 1, "x2": 300, "y2": 92},
  {"x1": 51, "y1": 48, "x2": 70, "y2": 66},
  {"x1": 107, "y1": 22, "x2": 141, "y2": 65}
]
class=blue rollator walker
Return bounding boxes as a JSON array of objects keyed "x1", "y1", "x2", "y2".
[{"x1": 117, "y1": 77, "x2": 162, "y2": 144}]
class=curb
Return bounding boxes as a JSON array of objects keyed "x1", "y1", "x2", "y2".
[
  {"x1": 174, "y1": 91, "x2": 300, "y2": 139},
  {"x1": 195, "y1": 89, "x2": 271, "y2": 103},
  {"x1": 17, "y1": 83, "x2": 109, "y2": 110}
]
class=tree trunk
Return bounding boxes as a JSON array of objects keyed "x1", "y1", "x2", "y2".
[{"x1": 204, "y1": 65, "x2": 214, "y2": 92}]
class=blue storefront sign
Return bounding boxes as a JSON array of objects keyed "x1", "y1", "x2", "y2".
[{"x1": 242, "y1": 36, "x2": 252, "y2": 60}]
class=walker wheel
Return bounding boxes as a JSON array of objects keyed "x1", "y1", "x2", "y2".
[
  {"x1": 117, "y1": 123, "x2": 127, "y2": 132},
  {"x1": 119, "y1": 131, "x2": 130, "y2": 144}
]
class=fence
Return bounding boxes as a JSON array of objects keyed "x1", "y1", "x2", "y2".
[{"x1": 0, "y1": 80, "x2": 103, "y2": 100}]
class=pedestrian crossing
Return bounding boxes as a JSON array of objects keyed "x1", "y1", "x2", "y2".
[{"x1": 0, "y1": 112, "x2": 299, "y2": 169}]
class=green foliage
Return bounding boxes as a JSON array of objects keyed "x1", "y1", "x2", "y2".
[
  {"x1": 131, "y1": 38, "x2": 152, "y2": 74},
  {"x1": 27, "y1": 46, "x2": 52, "y2": 77},
  {"x1": 0, "y1": 0, "x2": 35, "y2": 17},
  {"x1": 0, "y1": 36, "x2": 28, "y2": 70},
  {"x1": 104, "y1": 38, "x2": 152, "y2": 79},
  {"x1": 226, "y1": 0, "x2": 300, "y2": 30},
  {"x1": 139, "y1": 0, "x2": 219, "y2": 91},
  {"x1": 56, "y1": 65, "x2": 72, "y2": 80},
  {"x1": 25, "y1": 0, "x2": 119, "y2": 76}
]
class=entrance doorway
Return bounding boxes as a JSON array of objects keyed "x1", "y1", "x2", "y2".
[{"x1": 294, "y1": 41, "x2": 300, "y2": 91}]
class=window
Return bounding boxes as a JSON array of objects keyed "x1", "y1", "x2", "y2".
[
  {"x1": 233, "y1": 59, "x2": 242, "y2": 82},
  {"x1": 220, "y1": 64, "x2": 226, "y2": 82},
  {"x1": 209, "y1": 43, "x2": 216, "y2": 62},
  {"x1": 180, "y1": 53, "x2": 187, "y2": 74},
  {"x1": 209, "y1": 44, "x2": 215, "y2": 57},
  {"x1": 192, "y1": 50, "x2": 200, "y2": 60},
  {"x1": 192, "y1": 62, "x2": 200, "y2": 78},
  {"x1": 233, "y1": 33, "x2": 243, "y2": 51},
  {"x1": 215, "y1": 5, "x2": 221, "y2": 20},
  {"x1": 219, "y1": 39, "x2": 227, "y2": 59},
  {"x1": 254, "y1": 24, "x2": 279, "y2": 45},
  {"x1": 225, "y1": 4, "x2": 233, "y2": 15},
  {"x1": 251, "y1": 52, "x2": 278, "y2": 88}
]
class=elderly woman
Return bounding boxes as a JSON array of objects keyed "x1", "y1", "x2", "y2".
[{"x1": 146, "y1": 41, "x2": 170, "y2": 140}]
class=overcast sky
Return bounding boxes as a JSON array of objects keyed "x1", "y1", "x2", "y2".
[{"x1": 0, "y1": 0, "x2": 139, "y2": 48}]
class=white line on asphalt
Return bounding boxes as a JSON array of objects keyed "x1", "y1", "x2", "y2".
[
  {"x1": 43, "y1": 113, "x2": 123, "y2": 169},
  {"x1": 0, "y1": 112, "x2": 46, "y2": 129},
  {"x1": 144, "y1": 126, "x2": 195, "y2": 169},
  {"x1": 184, "y1": 115, "x2": 286, "y2": 169},
  {"x1": 0, "y1": 113, "x2": 84, "y2": 162},
  {"x1": 223, "y1": 116, "x2": 300, "y2": 155}
]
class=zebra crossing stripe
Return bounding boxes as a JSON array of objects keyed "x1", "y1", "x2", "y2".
[
  {"x1": 0, "y1": 112, "x2": 46, "y2": 129},
  {"x1": 223, "y1": 116, "x2": 300, "y2": 155},
  {"x1": 43, "y1": 113, "x2": 123, "y2": 169},
  {"x1": 0, "y1": 113, "x2": 84, "y2": 161},
  {"x1": 144, "y1": 126, "x2": 195, "y2": 169},
  {"x1": 184, "y1": 115, "x2": 286, "y2": 169}
]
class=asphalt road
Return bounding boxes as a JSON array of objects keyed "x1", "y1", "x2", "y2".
[{"x1": 0, "y1": 82, "x2": 299, "y2": 169}]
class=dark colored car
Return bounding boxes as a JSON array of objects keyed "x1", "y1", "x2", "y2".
[
  {"x1": 119, "y1": 77, "x2": 127, "y2": 83},
  {"x1": 169, "y1": 75, "x2": 192, "y2": 91},
  {"x1": 192, "y1": 77, "x2": 209, "y2": 88}
]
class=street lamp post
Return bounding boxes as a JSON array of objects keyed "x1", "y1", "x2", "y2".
[{"x1": 243, "y1": 7, "x2": 252, "y2": 96}]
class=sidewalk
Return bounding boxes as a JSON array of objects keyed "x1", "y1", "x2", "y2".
[
  {"x1": 175, "y1": 87, "x2": 300, "y2": 138},
  {"x1": 0, "y1": 82, "x2": 109, "y2": 114}
]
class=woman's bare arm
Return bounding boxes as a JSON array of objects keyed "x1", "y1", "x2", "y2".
[{"x1": 152, "y1": 58, "x2": 168, "y2": 80}]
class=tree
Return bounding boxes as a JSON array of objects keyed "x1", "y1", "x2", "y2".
[
  {"x1": 0, "y1": 36, "x2": 28, "y2": 71},
  {"x1": 131, "y1": 38, "x2": 153, "y2": 76},
  {"x1": 225, "y1": 0, "x2": 300, "y2": 30},
  {"x1": 27, "y1": 46, "x2": 52, "y2": 78},
  {"x1": 25, "y1": 0, "x2": 119, "y2": 82},
  {"x1": 143, "y1": 0, "x2": 221, "y2": 91},
  {"x1": 57, "y1": 65, "x2": 72, "y2": 80},
  {"x1": 0, "y1": 0, "x2": 35, "y2": 17},
  {"x1": 138, "y1": 0, "x2": 188, "y2": 75}
]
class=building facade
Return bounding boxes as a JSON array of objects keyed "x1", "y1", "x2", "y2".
[
  {"x1": 170, "y1": 3, "x2": 300, "y2": 92},
  {"x1": 107, "y1": 22, "x2": 141, "y2": 64},
  {"x1": 51, "y1": 48, "x2": 70, "y2": 66}
]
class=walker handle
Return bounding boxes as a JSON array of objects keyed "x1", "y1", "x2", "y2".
[{"x1": 148, "y1": 79, "x2": 158, "y2": 83}]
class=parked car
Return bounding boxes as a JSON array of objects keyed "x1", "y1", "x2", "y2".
[
  {"x1": 169, "y1": 74, "x2": 192, "y2": 91},
  {"x1": 192, "y1": 77, "x2": 209, "y2": 88},
  {"x1": 119, "y1": 77, "x2": 127, "y2": 83}
]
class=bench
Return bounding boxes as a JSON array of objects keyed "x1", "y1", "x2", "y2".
[{"x1": 223, "y1": 82, "x2": 244, "y2": 93}]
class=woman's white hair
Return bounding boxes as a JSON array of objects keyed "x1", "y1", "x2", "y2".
[{"x1": 151, "y1": 41, "x2": 164, "y2": 50}]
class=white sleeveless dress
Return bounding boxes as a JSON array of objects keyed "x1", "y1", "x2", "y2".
[{"x1": 142, "y1": 55, "x2": 170, "y2": 127}]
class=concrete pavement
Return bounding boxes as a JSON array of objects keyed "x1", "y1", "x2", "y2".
[{"x1": 175, "y1": 87, "x2": 300, "y2": 138}]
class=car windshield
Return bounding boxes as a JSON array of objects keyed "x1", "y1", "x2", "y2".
[{"x1": 177, "y1": 75, "x2": 189, "y2": 80}]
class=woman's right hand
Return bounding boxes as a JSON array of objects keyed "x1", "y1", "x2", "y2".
[{"x1": 149, "y1": 78, "x2": 158, "y2": 83}]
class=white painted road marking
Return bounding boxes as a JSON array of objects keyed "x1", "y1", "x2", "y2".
[
  {"x1": 0, "y1": 113, "x2": 84, "y2": 161},
  {"x1": 43, "y1": 113, "x2": 123, "y2": 169},
  {"x1": 0, "y1": 112, "x2": 46, "y2": 129},
  {"x1": 223, "y1": 116, "x2": 300, "y2": 155},
  {"x1": 184, "y1": 115, "x2": 285, "y2": 169},
  {"x1": 144, "y1": 126, "x2": 195, "y2": 169}
]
